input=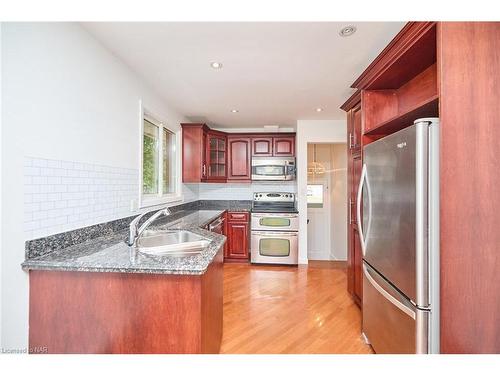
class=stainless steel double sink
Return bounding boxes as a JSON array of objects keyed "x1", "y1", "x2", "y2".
[{"x1": 135, "y1": 230, "x2": 210, "y2": 257}]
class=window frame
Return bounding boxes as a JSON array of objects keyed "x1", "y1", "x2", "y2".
[{"x1": 139, "y1": 101, "x2": 183, "y2": 208}]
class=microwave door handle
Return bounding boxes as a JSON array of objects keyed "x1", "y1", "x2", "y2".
[{"x1": 357, "y1": 163, "x2": 368, "y2": 256}]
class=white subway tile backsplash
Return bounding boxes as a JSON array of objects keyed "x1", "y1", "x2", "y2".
[
  {"x1": 197, "y1": 181, "x2": 297, "y2": 201},
  {"x1": 24, "y1": 166, "x2": 41, "y2": 176},
  {"x1": 24, "y1": 157, "x2": 139, "y2": 240}
]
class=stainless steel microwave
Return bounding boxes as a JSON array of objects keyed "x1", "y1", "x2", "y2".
[{"x1": 251, "y1": 157, "x2": 296, "y2": 181}]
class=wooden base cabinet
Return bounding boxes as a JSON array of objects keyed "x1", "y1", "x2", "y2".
[
  {"x1": 29, "y1": 248, "x2": 224, "y2": 354},
  {"x1": 225, "y1": 212, "x2": 250, "y2": 262}
]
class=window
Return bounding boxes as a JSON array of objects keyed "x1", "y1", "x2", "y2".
[
  {"x1": 307, "y1": 184, "x2": 324, "y2": 208},
  {"x1": 141, "y1": 111, "x2": 180, "y2": 207}
]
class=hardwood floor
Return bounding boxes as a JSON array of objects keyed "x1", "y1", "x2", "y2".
[{"x1": 220, "y1": 261, "x2": 373, "y2": 354}]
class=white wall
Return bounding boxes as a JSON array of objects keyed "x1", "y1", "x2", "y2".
[
  {"x1": 306, "y1": 143, "x2": 347, "y2": 261},
  {"x1": 306, "y1": 144, "x2": 333, "y2": 260},
  {"x1": 331, "y1": 144, "x2": 347, "y2": 260},
  {"x1": 1, "y1": 23, "x2": 189, "y2": 350},
  {"x1": 296, "y1": 120, "x2": 346, "y2": 264}
]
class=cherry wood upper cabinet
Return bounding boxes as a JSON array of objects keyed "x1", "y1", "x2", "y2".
[
  {"x1": 273, "y1": 136, "x2": 295, "y2": 156},
  {"x1": 182, "y1": 123, "x2": 296, "y2": 184},
  {"x1": 251, "y1": 137, "x2": 273, "y2": 156},
  {"x1": 206, "y1": 131, "x2": 227, "y2": 182},
  {"x1": 227, "y1": 137, "x2": 251, "y2": 181},
  {"x1": 181, "y1": 123, "x2": 210, "y2": 183}
]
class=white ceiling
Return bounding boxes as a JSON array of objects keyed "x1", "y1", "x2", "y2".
[{"x1": 83, "y1": 22, "x2": 404, "y2": 128}]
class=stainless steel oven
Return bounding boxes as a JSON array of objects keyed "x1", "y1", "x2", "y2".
[
  {"x1": 250, "y1": 192, "x2": 298, "y2": 265},
  {"x1": 251, "y1": 230, "x2": 298, "y2": 265},
  {"x1": 251, "y1": 212, "x2": 299, "y2": 231},
  {"x1": 251, "y1": 157, "x2": 296, "y2": 181}
]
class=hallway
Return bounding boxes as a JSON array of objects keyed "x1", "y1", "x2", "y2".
[{"x1": 220, "y1": 262, "x2": 373, "y2": 354}]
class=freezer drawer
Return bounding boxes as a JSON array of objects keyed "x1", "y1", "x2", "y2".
[{"x1": 362, "y1": 262, "x2": 429, "y2": 354}]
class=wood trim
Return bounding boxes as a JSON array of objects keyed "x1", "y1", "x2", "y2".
[
  {"x1": 351, "y1": 22, "x2": 437, "y2": 89},
  {"x1": 340, "y1": 90, "x2": 361, "y2": 112},
  {"x1": 181, "y1": 123, "x2": 210, "y2": 132},
  {"x1": 228, "y1": 132, "x2": 297, "y2": 138}
]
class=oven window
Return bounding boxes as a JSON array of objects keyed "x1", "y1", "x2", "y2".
[
  {"x1": 259, "y1": 217, "x2": 290, "y2": 227},
  {"x1": 253, "y1": 165, "x2": 285, "y2": 176},
  {"x1": 259, "y1": 238, "x2": 290, "y2": 257}
]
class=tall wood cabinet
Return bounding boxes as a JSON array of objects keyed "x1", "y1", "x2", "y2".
[
  {"x1": 341, "y1": 22, "x2": 500, "y2": 353},
  {"x1": 342, "y1": 91, "x2": 363, "y2": 306}
]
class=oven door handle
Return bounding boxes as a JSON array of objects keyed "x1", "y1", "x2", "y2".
[
  {"x1": 252, "y1": 231, "x2": 298, "y2": 237},
  {"x1": 251, "y1": 213, "x2": 298, "y2": 218}
]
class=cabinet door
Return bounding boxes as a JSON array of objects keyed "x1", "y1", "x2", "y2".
[
  {"x1": 207, "y1": 133, "x2": 227, "y2": 181},
  {"x1": 351, "y1": 155, "x2": 362, "y2": 225},
  {"x1": 251, "y1": 137, "x2": 273, "y2": 156},
  {"x1": 348, "y1": 102, "x2": 362, "y2": 154},
  {"x1": 222, "y1": 212, "x2": 228, "y2": 255},
  {"x1": 227, "y1": 138, "x2": 251, "y2": 180},
  {"x1": 353, "y1": 225, "x2": 363, "y2": 302},
  {"x1": 202, "y1": 130, "x2": 208, "y2": 180},
  {"x1": 181, "y1": 124, "x2": 207, "y2": 183},
  {"x1": 273, "y1": 136, "x2": 295, "y2": 156},
  {"x1": 227, "y1": 222, "x2": 249, "y2": 259},
  {"x1": 347, "y1": 153, "x2": 363, "y2": 305},
  {"x1": 352, "y1": 103, "x2": 362, "y2": 152}
]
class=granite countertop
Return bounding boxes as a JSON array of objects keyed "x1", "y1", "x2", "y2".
[{"x1": 21, "y1": 210, "x2": 226, "y2": 276}]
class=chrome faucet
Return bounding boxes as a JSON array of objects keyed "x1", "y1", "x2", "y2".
[{"x1": 128, "y1": 206, "x2": 172, "y2": 247}]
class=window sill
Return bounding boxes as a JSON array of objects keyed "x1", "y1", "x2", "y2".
[{"x1": 140, "y1": 194, "x2": 184, "y2": 209}]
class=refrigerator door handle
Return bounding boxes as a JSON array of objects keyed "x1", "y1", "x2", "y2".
[
  {"x1": 357, "y1": 163, "x2": 372, "y2": 256},
  {"x1": 363, "y1": 263, "x2": 416, "y2": 319}
]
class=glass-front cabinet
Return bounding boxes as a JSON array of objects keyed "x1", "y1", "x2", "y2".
[{"x1": 206, "y1": 131, "x2": 227, "y2": 181}]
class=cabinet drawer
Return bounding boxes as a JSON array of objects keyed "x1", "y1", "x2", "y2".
[{"x1": 228, "y1": 212, "x2": 249, "y2": 222}]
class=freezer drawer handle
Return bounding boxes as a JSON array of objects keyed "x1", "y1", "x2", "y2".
[{"x1": 363, "y1": 264, "x2": 416, "y2": 319}]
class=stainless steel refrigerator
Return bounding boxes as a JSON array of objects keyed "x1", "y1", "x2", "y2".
[{"x1": 357, "y1": 118, "x2": 440, "y2": 354}]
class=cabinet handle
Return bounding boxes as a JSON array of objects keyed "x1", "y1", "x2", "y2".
[
  {"x1": 202, "y1": 164, "x2": 206, "y2": 176},
  {"x1": 349, "y1": 133, "x2": 354, "y2": 149}
]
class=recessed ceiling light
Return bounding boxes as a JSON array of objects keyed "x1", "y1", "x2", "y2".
[
  {"x1": 231, "y1": 109, "x2": 239, "y2": 113},
  {"x1": 316, "y1": 108, "x2": 323, "y2": 112},
  {"x1": 210, "y1": 62, "x2": 223, "y2": 69},
  {"x1": 339, "y1": 25, "x2": 357, "y2": 37}
]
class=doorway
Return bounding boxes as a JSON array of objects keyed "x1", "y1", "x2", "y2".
[{"x1": 306, "y1": 143, "x2": 347, "y2": 261}]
